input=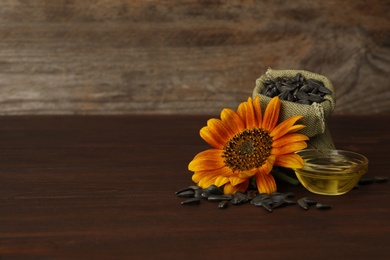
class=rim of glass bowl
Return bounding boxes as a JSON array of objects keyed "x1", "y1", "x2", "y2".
[{"x1": 295, "y1": 149, "x2": 369, "y2": 176}]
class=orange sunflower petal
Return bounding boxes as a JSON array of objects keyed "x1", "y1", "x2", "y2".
[
  {"x1": 236, "y1": 99, "x2": 246, "y2": 121},
  {"x1": 229, "y1": 176, "x2": 248, "y2": 186},
  {"x1": 207, "y1": 118, "x2": 234, "y2": 140},
  {"x1": 219, "y1": 166, "x2": 235, "y2": 177},
  {"x1": 253, "y1": 95, "x2": 263, "y2": 127},
  {"x1": 262, "y1": 96, "x2": 281, "y2": 132},
  {"x1": 237, "y1": 97, "x2": 257, "y2": 129},
  {"x1": 270, "y1": 115, "x2": 305, "y2": 139},
  {"x1": 199, "y1": 127, "x2": 225, "y2": 149},
  {"x1": 198, "y1": 172, "x2": 221, "y2": 188},
  {"x1": 193, "y1": 166, "x2": 230, "y2": 188},
  {"x1": 274, "y1": 153, "x2": 305, "y2": 169},
  {"x1": 214, "y1": 176, "x2": 230, "y2": 187},
  {"x1": 188, "y1": 149, "x2": 225, "y2": 171},
  {"x1": 194, "y1": 166, "x2": 234, "y2": 179},
  {"x1": 220, "y1": 108, "x2": 245, "y2": 134},
  {"x1": 271, "y1": 141, "x2": 308, "y2": 156},
  {"x1": 192, "y1": 166, "x2": 233, "y2": 188},
  {"x1": 238, "y1": 168, "x2": 257, "y2": 179},
  {"x1": 285, "y1": 124, "x2": 306, "y2": 134},
  {"x1": 191, "y1": 171, "x2": 218, "y2": 188},
  {"x1": 223, "y1": 180, "x2": 249, "y2": 194},
  {"x1": 255, "y1": 168, "x2": 277, "y2": 194},
  {"x1": 272, "y1": 133, "x2": 309, "y2": 148},
  {"x1": 261, "y1": 154, "x2": 275, "y2": 175},
  {"x1": 191, "y1": 171, "x2": 203, "y2": 183},
  {"x1": 245, "y1": 97, "x2": 257, "y2": 128}
]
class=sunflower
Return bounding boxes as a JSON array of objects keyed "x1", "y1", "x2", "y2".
[{"x1": 188, "y1": 96, "x2": 308, "y2": 194}]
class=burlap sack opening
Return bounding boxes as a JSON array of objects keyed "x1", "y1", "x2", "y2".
[{"x1": 253, "y1": 68, "x2": 336, "y2": 150}]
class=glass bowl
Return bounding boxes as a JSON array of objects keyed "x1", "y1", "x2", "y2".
[{"x1": 294, "y1": 149, "x2": 369, "y2": 195}]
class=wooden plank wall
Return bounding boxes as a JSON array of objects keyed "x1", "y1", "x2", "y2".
[{"x1": 0, "y1": 0, "x2": 389, "y2": 115}]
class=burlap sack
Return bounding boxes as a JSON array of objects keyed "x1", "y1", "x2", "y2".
[{"x1": 253, "y1": 68, "x2": 336, "y2": 150}]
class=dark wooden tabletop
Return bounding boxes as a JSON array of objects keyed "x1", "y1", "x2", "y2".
[{"x1": 1, "y1": 115, "x2": 389, "y2": 259}]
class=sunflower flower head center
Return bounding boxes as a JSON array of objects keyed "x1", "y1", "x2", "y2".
[
  {"x1": 222, "y1": 128, "x2": 273, "y2": 172},
  {"x1": 238, "y1": 140, "x2": 254, "y2": 155}
]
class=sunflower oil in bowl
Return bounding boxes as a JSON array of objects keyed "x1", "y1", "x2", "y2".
[{"x1": 294, "y1": 149, "x2": 369, "y2": 195}]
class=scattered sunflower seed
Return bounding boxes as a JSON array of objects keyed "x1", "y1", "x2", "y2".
[
  {"x1": 251, "y1": 193, "x2": 271, "y2": 204},
  {"x1": 316, "y1": 203, "x2": 332, "y2": 210},
  {"x1": 283, "y1": 199, "x2": 297, "y2": 205},
  {"x1": 257, "y1": 201, "x2": 273, "y2": 212},
  {"x1": 176, "y1": 189, "x2": 195, "y2": 198},
  {"x1": 201, "y1": 184, "x2": 224, "y2": 198},
  {"x1": 374, "y1": 176, "x2": 388, "y2": 183},
  {"x1": 271, "y1": 200, "x2": 287, "y2": 209},
  {"x1": 208, "y1": 194, "x2": 234, "y2": 202},
  {"x1": 270, "y1": 193, "x2": 289, "y2": 203},
  {"x1": 175, "y1": 185, "x2": 199, "y2": 195},
  {"x1": 181, "y1": 198, "x2": 201, "y2": 205},
  {"x1": 285, "y1": 192, "x2": 295, "y2": 198},
  {"x1": 358, "y1": 178, "x2": 374, "y2": 185},
  {"x1": 194, "y1": 189, "x2": 203, "y2": 198},
  {"x1": 231, "y1": 192, "x2": 251, "y2": 205},
  {"x1": 302, "y1": 197, "x2": 317, "y2": 205},
  {"x1": 218, "y1": 200, "x2": 229, "y2": 209},
  {"x1": 246, "y1": 190, "x2": 258, "y2": 199},
  {"x1": 298, "y1": 198, "x2": 309, "y2": 210},
  {"x1": 253, "y1": 198, "x2": 273, "y2": 207}
]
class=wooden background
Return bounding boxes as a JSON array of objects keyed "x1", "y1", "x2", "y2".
[{"x1": 0, "y1": 0, "x2": 389, "y2": 115}]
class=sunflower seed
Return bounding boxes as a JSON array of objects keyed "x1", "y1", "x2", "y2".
[
  {"x1": 253, "y1": 198, "x2": 273, "y2": 206},
  {"x1": 175, "y1": 185, "x2": 199, "y2": 195},
  {"x1": 310, "y1": 86, "x2": 319, "y2": 94},
  {"x1": 257, "y1": 201, "x2": 273, "y2": 212},
  {"x1": 296, "y1": 99, "x2": 311, "y2": 105},
  {"x1": 275, "y1": 82, "x2": 283, "y2": 92},
  {"x1": 299, "y1": 84, "x2": 314, "y2": 93},
  {"x1": 358, "y1": 178, "x2": 374, "y2": 185},
  {"x1": 283, "y1": 199, "x2": 297, "y2": 205},
  {"x1": 316, "y1": 203, "x2": 332, "y2": 210},
  {"x1": 293, "y1": 73, "x2": 302, "y2": 83},
  {"x1": 278, "y1": 91, "x2": 289, "y2": 100},
  {"x1": 374, "y1": 176, "x2": 388, "y2": 183},
  {"x1": 298, "y1": 198, "x2": 309, "y2": 210},
  {"x1": 246, "y1": 189, "x2": 259, "y2": 198},
  {"x1": 251, "y1": 193, "x2": 271, "y2": 204},
  {"x1": 302, "y1": 197, "x2": 317, "y2": 205},
  {"x1": 201, "y1": 184, "x2": 223, "y2": 198},
  {"x1": 181, "y1": 198, "x2": 201, "y2": 205},
  {"x1": 308, "y1": 93, "x2": 325, "y2": 103},
  {"x1": 307, "y1": 78, "x2": 326, "y2": 88},
  {"x1": 218, "y1": 200, "x2": 229, "y2": 209},
  {"x1": 287, "y1": 93, "x2": 295, "y2": 102},
  {"x1": 270, "y1": 192, "x2": 285, "y2": 196},
  {"x1": 318, "y1": 85, "x2": 332, "y2": 94},
  {"x1": 207, "y1": 194, "x2": 234, "y2": 202},
  {"x1": 296, "y1": 90, "x2": 309, "y2": 101},
  {"x1": 194, "y1": 189, "x2": 203, "y2": 198},
  {"x1": 285, "y1": 192, "x2": 295, "y2": 198},
  {"x1": 272, "y1": 200, "x2": 288, "y2": 209},
  {"x1": 231, "y1": 192, "x2": 250, "y2": 205},
  {"x1": 176, "y1": 189, "x2": 195, "y2": 198},
  {"x1": 270, "y1": 193, "x2": 288, "y2": 203}
]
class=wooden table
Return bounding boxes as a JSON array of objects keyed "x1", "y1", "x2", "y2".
[{"x1": 1, "y1": 115, "x2": 389, "y2": 259}]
